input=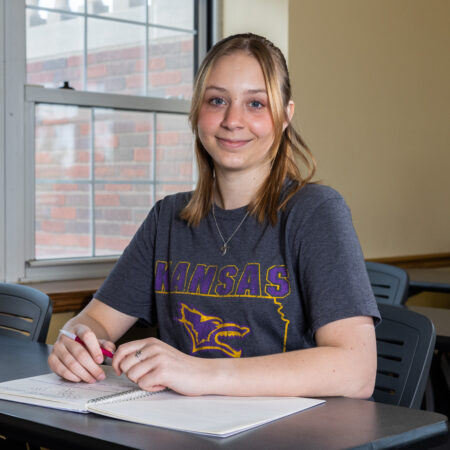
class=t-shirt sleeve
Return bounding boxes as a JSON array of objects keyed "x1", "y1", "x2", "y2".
[
  {"x1": 94, "y1": 205, "x2": 159, "y2": 324},
  {"x1": 297, "y1": 196, "x2": 380, "y2": 334}
]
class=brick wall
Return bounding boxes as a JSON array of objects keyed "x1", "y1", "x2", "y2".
[{"x1": 32, "y1": 37, "x2": 195, "y2": 259}]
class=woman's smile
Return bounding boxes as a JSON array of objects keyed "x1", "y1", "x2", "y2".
[{"x1": 216, "y1": 136, "x2": 253, "y2": 149}]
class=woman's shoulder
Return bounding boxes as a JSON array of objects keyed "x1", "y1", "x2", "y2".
[
  {"x1": 150, "y1": 190, "x2": 192, "y2": 221},
  {"x1": 155, "y1": 190, "x2": 192, "y2": 209},
  {"x1": 288, "y1": 182, "x2": 345, "y2": 208},
  {"x1": 281, "y1": 182, "x2": 349, "y2": 227}
]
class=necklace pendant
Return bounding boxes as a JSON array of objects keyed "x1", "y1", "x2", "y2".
[{"x1": 221, "y1": 244, "x2": 228, "y2": 256}]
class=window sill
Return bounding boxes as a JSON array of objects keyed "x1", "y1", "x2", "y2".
[{"x1": 23, "y1": 278, "x2": 104, "y2": 313}]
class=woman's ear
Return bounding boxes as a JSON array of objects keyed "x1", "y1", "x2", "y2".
[{"x1": 283, "y1": 101, "x2": 295, "y2": 131}]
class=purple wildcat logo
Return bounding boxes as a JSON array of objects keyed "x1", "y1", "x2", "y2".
[{"x1": 177, "y1": 303, "x2": 250, "y2": 358}]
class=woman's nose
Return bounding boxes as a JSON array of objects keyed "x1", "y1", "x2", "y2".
[{"x1": 220, "y1": 103, "x2": 244, "y2": 130}]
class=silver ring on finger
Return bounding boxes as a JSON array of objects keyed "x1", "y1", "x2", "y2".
[{"x1": 135, "y1": 349, "x2": 143, "y2": 360}]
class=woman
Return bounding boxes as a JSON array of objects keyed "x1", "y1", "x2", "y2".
[{"x1": 49, "y1": 33, "x2": 380, "y2": 398}]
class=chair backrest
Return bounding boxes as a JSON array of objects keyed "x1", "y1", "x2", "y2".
[
  {"x1": 0, "y1": 283, "x2": 52, "y2": 343},
  {"x1": 374, "y1": 303, "x2": 436, "y2": 409},
  {"x1": 366, "y1": 261, "x2": 409, "y2": 305}
]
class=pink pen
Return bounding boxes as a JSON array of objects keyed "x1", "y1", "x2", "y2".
[{"x1": 59, "y1": 329, "x2": 114, "y2": 358}]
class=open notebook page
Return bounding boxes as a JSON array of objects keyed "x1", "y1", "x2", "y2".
[
  {"x1": 88, "y1": 390, "x2": 325, "y2": 437},
  {"x1": 0, "y1": 366, "x2": 136, "y2": 412}
]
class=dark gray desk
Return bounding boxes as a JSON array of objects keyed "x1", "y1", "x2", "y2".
[
  {"x1": 0, "y1": 336, "x2": 448, "y2": 450},
  {"x1": 408, "y1": 305, "x2": 450, "y2": 351},
  {"x1": 408, "y1": 267, "x2": 450, "y2": 296}
]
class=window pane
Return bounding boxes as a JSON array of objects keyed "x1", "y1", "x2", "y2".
[
  {"x1": 27, "y1": 0, "x2": 85, "y2": 13},
  {"x1": 87, "y1": 0, "x2": 146, "y2": 22},
  {"x1": 36, "y1": 183, "x2": 92, "y2": 259},
  {"x1": 35, "y1": 104, "x2": 91, "y2": 181},
  {"x1": 94, "y1": 109, "x2": 154, "y2": 181},
  {"x1": 156, "y1": 114, "x2": 194, "y2": 183},
  {"x1": 150, "y1": 0, "x2": 194, "y2": 30},
  {"x1": 94, "y1": 183, "x2": 152, "y2": 256},
  {"x1": 149, "y1": 28, "x2": 194, "y2": 99},
  {"x1": 35, "y1": 104, "x2": 92, "y2": 259},
  {"x1": 87, "y1": 19, "x2": 146, "y2": 95},
  {"x1": 26, "y1": 10, "x2": 84, "y2": 89},
  {"x1": 155, "y1": 183, "x2": 194, "y2": 202}
]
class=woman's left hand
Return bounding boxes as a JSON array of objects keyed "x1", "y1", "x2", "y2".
[{"x1": 111, "y1": 338, "x2": 211, "y2": 396}]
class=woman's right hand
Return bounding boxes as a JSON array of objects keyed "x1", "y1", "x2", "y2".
[{"x1": 47, "y1": 324, "x2": 116, "y2": 383}]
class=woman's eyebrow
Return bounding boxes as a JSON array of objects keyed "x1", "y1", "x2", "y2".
[{"x1": 205, "y1": 86, "x2": 267, "y2": 94}]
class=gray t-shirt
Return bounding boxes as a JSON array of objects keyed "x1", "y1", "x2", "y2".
[{"x1": 95, "y1": 183, "x2": 380, "y2": 358}]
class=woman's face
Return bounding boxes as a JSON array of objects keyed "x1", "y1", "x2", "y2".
[{"x1": 197, "y1": 51, "x2": 275, "y2": 177}]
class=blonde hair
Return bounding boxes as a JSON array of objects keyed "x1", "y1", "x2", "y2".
[{"x1": 180, "y1": 33, "x2": 316, "y2": 226}]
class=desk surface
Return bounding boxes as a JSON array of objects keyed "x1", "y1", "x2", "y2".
[
  {"x1": 0, "y1": 336, "x2": 448, "y2": 450},
  {"x1": 408, "y1": 305, "x2": 450, "y2": 351},
  {"x1": 408, "y1": 267, "x2": 450, "y2": 294}
]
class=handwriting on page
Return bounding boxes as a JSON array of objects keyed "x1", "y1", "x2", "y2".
[{"x1": 1, "y1": 368, "x2": 136, "y2": 403}]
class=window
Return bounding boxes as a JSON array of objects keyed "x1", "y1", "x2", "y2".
[{"x1": 1, "y1": 0, "x2": 214, "y2": 283}]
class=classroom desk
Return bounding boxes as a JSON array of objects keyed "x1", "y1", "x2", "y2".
[
  {"x1": 408, "y1": 267, "x2": 450, "y2": 296},
  {"x1": 408, "y1": 305, "x2": 450, "y2": 351},
  {"x1": 0, "y1": 336, "x2": 448, "y2": 450}
]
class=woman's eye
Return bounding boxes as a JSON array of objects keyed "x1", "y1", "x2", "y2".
[
  {"x1": 249, "y1": 100, "x2": 264, "y2": 108},
  {"x1": 209, "y1": 97, "x2": 226, "y2": 106}
]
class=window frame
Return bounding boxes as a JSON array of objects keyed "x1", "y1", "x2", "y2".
[{"x1": 1, "y1": 0, "x2": 216, "y2": 283}]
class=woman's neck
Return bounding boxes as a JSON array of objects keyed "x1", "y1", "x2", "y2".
[{"x1": 214, "y1": 167, "x2": 268, "y2": 210}]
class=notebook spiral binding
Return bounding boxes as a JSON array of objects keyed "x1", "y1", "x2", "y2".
[{"x1": 88, "y1": 388, "x2": 165, "y2": 406}]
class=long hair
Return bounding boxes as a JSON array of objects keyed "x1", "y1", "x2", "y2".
[{"x1": 180, "y1": 33, "x2": 316, "y2": 226}]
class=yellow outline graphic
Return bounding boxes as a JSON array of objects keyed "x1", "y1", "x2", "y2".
[{"x1": 178, "y1": 303, "x2": 250, "y2": 358}]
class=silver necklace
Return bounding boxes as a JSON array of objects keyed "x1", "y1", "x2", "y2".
[{"x1": 212, "y1": 203, "x2": 250, "y2": 256}]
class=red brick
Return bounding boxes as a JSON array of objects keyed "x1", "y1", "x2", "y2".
[
  {"x1": 126, "y1": 74, "x2": 144, "y2": 89},
  {"x1": 104, "y1": 184, "x2": 132, "y2": 191},
  {"x1": 149, "y1": 57, "x2": 165, "y2": 71},
  {"x1": 35, "y1": 152, "x2": 52, "y2": 164},
  {"x1": 136, "y1": 120, "x2": 153, "y2": 132},
  {"x1": 150, "y1": 71, "x2": 182, "y2": 86},
  {"x1": 78, "y1": 123, "x2": 90, "y2": 136},
  {"x1": 95, "y1": 193, "x2": 120, "y2": 206},
  {"x1": 27, "y1": 61, "x2": 43, "y2": 73},
  {"x1": 119, "y1": 46, "x2": 144, "y2": 60},
  {"x1": 68, "y1": 55, "x2": 82, "y2": 67},
  {"x1": 36, "y1": 232, "x2": 90, "y2": 247},
  {"x1": 95, "y1": 166, "x2": 115, "y2": 177},
  {"x1": 87, "y1": 64, "x2": 107, "y2": 79},
  {"x1": 76, "y1": 150, "x2": 90, "y2": 163},
  {"x1": 180, "y1": 162, "x2": 192, "y2": 177},
  {"x1": 95, "y1": 135, "x2": 119, "y2": 148},
  {"x1": 182, "y1": 39, "x2": 193, "y2": 52},
  {"x1": 66, "y1": 165, "x2": 90, "y2": 178},
  {"x1": 94, "y1": 151, "x2": 105, "y2": 162},
  {"x1": 121, "y1": 167, "x2": 148, "y2": 178},
  {"x1": 53, "y1": 184, "x2": 80, "y2": 191},
  {"x1": 166, "y1": 85, "x2": 193, "y2": 99},
  {"x1": 157, "y1": 132, "x2": 179, "y2": 146},
  {"x1": 96, "y1": 236, "x2": 129, "y2": 251},
  {"x1": 41, "y1": 220, "x2": 66, "y2": 233},
  {"x1": 36, "y1": 193, "x2": 65, "y2": 206},
  {"x1": 134, "y1": 148, "x2": 151, "y2": 161},
  {"x1": 51, "y1": 207, "x2": 77, "y2": 220},
  {"x1": 120, "y1": 223, "x2": 139, "y2": 236},
  {"x1": 135, "y1": 60, "x2": 145, "y2": 73}
]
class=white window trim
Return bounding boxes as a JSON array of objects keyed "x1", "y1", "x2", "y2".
[
  {"x1": 0, "y1": 0, "x2": 5, "y2": 283},
  {"x1": 0, "y1": 0, "x2": 6, "y2": 280},
  {"x1": 2, "y1": 0, "x2": 212, "y2": 283}
]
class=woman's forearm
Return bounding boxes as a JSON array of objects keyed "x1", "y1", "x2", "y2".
[{"x1": 206, "y1": 345, "x2": 376, "y2": 398}]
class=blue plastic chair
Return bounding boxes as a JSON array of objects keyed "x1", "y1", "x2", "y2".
[{"x1": 0, "y1": 283, "x2": 52, "y2": 343}]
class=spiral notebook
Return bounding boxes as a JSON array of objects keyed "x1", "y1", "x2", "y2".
[{"x1": 0, "y1": 366, "x2": 325, "y2": 437}]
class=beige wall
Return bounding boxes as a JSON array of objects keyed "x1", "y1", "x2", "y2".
[
  {"x1": 222, "y1": 0, "x2": 289, "y2": 58},
  {"x1": 223, "y1": 0, "x2": 450, "y2": 259},
  {"x1": 289, "y1": 0, "x2": 450, "y2": 258}
]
